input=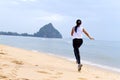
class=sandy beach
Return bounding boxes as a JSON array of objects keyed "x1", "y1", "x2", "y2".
[{"x1": 0, "y1": 44, "x2": 120, "y2": 80}]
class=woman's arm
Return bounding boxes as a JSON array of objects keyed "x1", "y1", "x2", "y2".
[
  {"x1": 71, "y1": 27, "x2": 74, "y2": 36},
  {"x1": 83, "y1": 28, "x2": 94, "y2": 40}
]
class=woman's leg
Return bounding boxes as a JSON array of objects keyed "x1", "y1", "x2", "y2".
[
  {"x1": 73, "y1": 39, "x2": 83, "y2": 64},
  {"x1": 74, "y1": 47, "x2": 80, "y2": 64}
]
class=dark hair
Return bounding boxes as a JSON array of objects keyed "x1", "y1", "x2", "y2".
[{"x1": 75, "y1": 19, "x2": 82, "y2": 32}]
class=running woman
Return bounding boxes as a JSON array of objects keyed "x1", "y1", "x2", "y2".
[{"x1": 71, "y1": 19, "x2": 94, "y2": 71}]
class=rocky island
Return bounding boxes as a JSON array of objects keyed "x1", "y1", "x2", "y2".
[
  {"x1": 0, "y1": 23, "x2": 62, "y2": 38},
  {"x1": 34, "y1": 23, "x2": 62, "y2": 38}
]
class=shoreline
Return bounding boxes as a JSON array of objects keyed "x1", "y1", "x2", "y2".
[
  {"x1": 0, "y1": 44, "x2": 120, "y2": 80},
  {"x1": 32, "y1": 49, "x2": 120, "y2": 73}
]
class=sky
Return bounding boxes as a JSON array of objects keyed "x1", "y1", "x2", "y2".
[{"x1": 0, "y1": 0, "x2": 120, "y2": 41}]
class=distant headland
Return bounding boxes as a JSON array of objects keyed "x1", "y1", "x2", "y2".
[{"x1": 0, "y1": 23, "x2": 62, "y2": 38}]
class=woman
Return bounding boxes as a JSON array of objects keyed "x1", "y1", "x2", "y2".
[{"x1": 71, "y1": 19, "x2": 94, "y2": 71}]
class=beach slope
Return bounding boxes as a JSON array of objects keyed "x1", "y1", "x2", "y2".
[{"x1": 0, "y1": 45, "x2": 120, "y2": 80}]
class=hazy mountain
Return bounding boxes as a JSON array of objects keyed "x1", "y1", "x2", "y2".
[{"x1": 34, "y1": 23, "x2": 62, "y2": 38}]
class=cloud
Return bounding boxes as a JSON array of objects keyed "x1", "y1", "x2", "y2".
[
  {"x1": 37, "y1": 14, "x2": 65, "y2": 22},
  {"x1": 0, "y1": 0, "x2": 37, "y2": 6},
  {"x1": 21, "y1": 0, "x2": 37, "y2": 2},
  {"x1": 8, "y1": 0, "x2": 37, "y2": 6},
  {"x1": 11, "y1": 1, "x2": 20, "y2": 5}
]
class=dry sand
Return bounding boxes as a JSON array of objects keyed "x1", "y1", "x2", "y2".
[{"x1": 0, "y1": 44, "x2": 120, "y2": 80}]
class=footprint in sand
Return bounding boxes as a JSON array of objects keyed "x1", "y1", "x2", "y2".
[
  {"x1": 2, "y1": 64, "x2": 9, "y2": 67},
  {"x1": 9, "y1": 60, "x2": 24, "y2": 79},
  {"x1": 0, "y1": 49, "x2": 7, "y2": 55},
  {"x1": 0, "y1": 52, "x2": 6, "y2": 55},
  {"x1": 55, "y1": 72, "x2": 63, "y2": 75},
  {"x1": 12, "y1": 60, "x2": 24, "y2": 65},
  {"x1": 95, "y1": 76, "x2": 100, "y2": 78},
  {"x1": 17, "y1": 78, "x2": 30, "y2": 80},
  {"x1": 37, "y1": 69, "x2": 63, "y2": 79},
  {"x1": 37, "y1": 70, "x2": 51, "y2": 74},
  {"x1": 78, "y1": 77, "x2": 88, "y2": 80},
  {"x1": 0, "y1": 75, "x2": 8, "y2": 79},
  {"x1": 37, "y1": 70, "x2": 63, "y2": 75},
  {"x1": 8, "y1": 78, "x2": 30, "y2": 80},
  {"x1": 35, "y1": 65, "x2": 39, "y2": 66}
]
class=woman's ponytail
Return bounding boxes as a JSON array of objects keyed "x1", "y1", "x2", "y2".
[{"x1": 75, "y1": 19, "x2": 82, "y2": 32}]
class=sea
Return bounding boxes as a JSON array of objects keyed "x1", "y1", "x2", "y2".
[{"x1": 0, "y1": 35, "x2": 120, "y2": 72}]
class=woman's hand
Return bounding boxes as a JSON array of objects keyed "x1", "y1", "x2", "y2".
[{"x1": 89, "y1": 37, "x2": 94, "y2": 40}]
